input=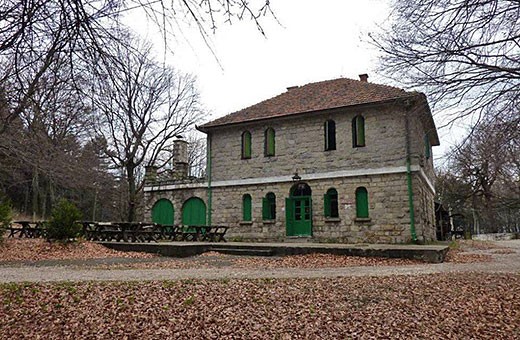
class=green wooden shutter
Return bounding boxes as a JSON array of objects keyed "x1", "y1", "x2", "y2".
[
  {"x1": 265, "y1": 128, "x2": 275, "y2": 156},
  {"x1": 356, "y1": 116, "x2": 365, "y2": 146},
  {"x1": 242, "y1": 131, "x2": 251, "y2": 159},
  {"x1": 243, "y1": 194, "x2": 252, "y2": 221},
  {"x1": 285, "y1": 198, "x2": 293, "y2": 235},
  {"x1": 323, "y1": 193, "x2": 331, "y2": 217},
  {"x1": 262, "y1": 197, "x2": 269, "y2": 220},
  {"x1": 355, "y1": 187, "x2": 369, "y2": 218}
]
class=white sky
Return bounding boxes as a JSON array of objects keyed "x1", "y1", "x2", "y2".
[{"x1": 126, "y1": 0, "x2": 466, "y2": 164}]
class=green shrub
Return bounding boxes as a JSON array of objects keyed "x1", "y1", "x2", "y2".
[
  {"x1": 0, "y1": 194, "x2": 12, "y2": 242},
  {"x1": 46, "y1": 199, "x2": 82, "y2": 241}
]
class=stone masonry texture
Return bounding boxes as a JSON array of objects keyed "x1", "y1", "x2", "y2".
[{"x1": 144, "y1": 98, "x2": 438, "y2": 243}]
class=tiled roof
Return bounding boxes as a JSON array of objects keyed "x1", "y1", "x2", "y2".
[{"x1": 200, "y1": 77, "x2": 417, "y2": 129}]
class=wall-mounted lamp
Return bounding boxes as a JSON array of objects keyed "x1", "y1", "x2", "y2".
[{"x1": 292, "y1": 172, "x2": 301, "y2": 182}]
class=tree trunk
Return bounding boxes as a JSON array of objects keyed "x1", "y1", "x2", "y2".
[
  {"x1": 126, "y1": 164, "x2": 136, "y2": 222},
  {"x1": 31, "y1": 166, "x2": 39, "y2": 220}
]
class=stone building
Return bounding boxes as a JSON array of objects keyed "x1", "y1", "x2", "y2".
[{"x1": 144, "y1": 76, "x2": 439, "y2": 243}]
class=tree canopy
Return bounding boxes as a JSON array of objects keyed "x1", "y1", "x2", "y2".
[{"x1": 372, "y1": 0, "x2": 519, "y2": 127}]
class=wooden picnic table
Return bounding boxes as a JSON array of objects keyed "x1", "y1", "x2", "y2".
[
  {"x1": 79, "y1": 221, "x2": 161, "y2": 242},
  {"x1": 77, "y1": 221, "x2": 228, "y2": 243},
  {"x1": 158, "y1": 225, "x2": 228, "y2": 242},
  {"x1": 8, "y1": 221, "x2": 47, "y2": 238}
]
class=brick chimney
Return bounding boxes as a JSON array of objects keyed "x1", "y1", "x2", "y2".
[{"x1": 359, "y1": 74, "x2": 369, "y2": 82}]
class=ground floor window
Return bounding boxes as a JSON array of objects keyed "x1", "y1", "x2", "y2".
[
  {"x1": 242, "y1": 194, "x2": 252, "y2": 221},
  {"x1": 355, "y1": 187, "x2": 369, "y2": 218},
  {"x1": 262, "y1": 192, "x2": 276, "y2": 220},
  {"x1": 324, "y1": 188, "x2": 339, "y2": 218}
]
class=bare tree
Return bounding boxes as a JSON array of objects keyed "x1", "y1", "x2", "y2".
[
  {"x1": 371, "y1": 0, "x2": 520, "y2": 127},
  {"x1": 437, "y1": 115, "x2": 520, "y2": 233},
  {"x1": 0, "y1": 0, "x2": 273, "y2": 132},
  {"x1": 187, "y1": 134, "x2": 207, "y2": 178},
  {"x1": 91, "y1": 38, "x2": 204, "y2": 221}
]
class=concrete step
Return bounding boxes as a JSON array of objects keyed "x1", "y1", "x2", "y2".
[{"x1": 211, "y1": 247, "x2": 275, "y2": 257}]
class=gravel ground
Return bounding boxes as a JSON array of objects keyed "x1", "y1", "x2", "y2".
[{"x1": 0, "y1": 239, "x2": 518, "y2": 283}]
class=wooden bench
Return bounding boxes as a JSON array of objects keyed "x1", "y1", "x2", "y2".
[{"x1": 9, "y1": 221, "x2": 47, "y2": 238}]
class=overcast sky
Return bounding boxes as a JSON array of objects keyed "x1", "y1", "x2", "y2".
[{"x1": 127, "y1": 0, "x2": 464, "y2": 163}]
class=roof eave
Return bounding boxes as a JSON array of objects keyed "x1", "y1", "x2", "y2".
[{"x1": 199, "y1": 95, "x2": 416, "y2": 131}]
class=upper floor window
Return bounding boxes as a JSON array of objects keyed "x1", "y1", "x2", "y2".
[
  {"x1": 241, "y1": 131, "x2": 251, "y2": 159},
  {"x1": 324, "y1": 120, "x2": 336, "y2": 151},
  {"x1": 352, "y1": 115, "x2": 365, "y2": 147},
  {"x1": 324, "y1": 188, "x2": 339, "y2": 218},
  {"x1": 355, "y1": 187, "x2": 369, "y2": 218},
  {"x1": 262, "y1": 192, "x2": 276, "y2": 220},
  {"x1": 242, "y1": 194, "x2": 252, "y2": 221},
  {"x1": 424, "y1": 135, "x2": 431, "y2": 159},
  {"x1": 264, "y1": 128, "x2": 275, "y2": 156}
]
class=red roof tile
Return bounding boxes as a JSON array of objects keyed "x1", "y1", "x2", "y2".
[{"x1": 200, "y1": 77, "x2": 417, "y2": 129}]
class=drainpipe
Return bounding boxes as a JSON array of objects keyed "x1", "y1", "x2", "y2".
[
  {"x1": 206, "y1": 133, "x2": 212, "y2": 226},
  {"x1": 404, "y1": 101, "x2": 418, "y2": 243}
]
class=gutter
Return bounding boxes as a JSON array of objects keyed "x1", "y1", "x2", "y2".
[
  {"x1": 404, "y1": 101, "x2": 418, "y2": 243},
  {"x1": 206, "y1": 133, "x2": 212, "y2": 225}
]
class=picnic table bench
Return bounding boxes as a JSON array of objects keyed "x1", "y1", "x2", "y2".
[
  {"x1": 158, "y1": 224, "x2": 229, "y2": 242},
  {"x1": 8, "y1": 221, "x2": 47, "y2": 238},
  {"x1": 79, "y1": 221, "x2": 161, "y2": 242},
  {"x1": 77, "y1": 221, "x2": 228, "y2": 243}
]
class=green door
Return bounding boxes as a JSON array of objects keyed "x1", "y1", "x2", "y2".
[
  {"x1": 182, "y1": 197, "x2": 207, "y2": 226},
  {"x1": 151, "y1": 199, "x2": 174, "y2": 225},
  {"x1": 286, "y1": 196, "x2": 312, "y2": 236}
]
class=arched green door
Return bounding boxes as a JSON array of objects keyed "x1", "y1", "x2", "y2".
[
  {"x1": 182, "y1": 197, "x2": 207, "y2": 226},
  {"x1": 286, "y1": 183, "x2": 312, "y2": 236},
  {"x1": 151, "y1": 199, "x2": 174, "y2": 225}
]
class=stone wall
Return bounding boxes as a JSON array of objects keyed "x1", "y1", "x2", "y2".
[
  {"x1": 210, "y1": 102, "x2": 409, "y2": 182},
  {"x1": 144, "y1": 186, "x2": 209, "y2": 225},
  {"x1": 208, "y1": 172, "x2": 423, "y2": 243}
]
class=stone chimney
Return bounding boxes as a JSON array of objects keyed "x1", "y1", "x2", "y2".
[
  {"x1": 359, "y1": 74, "x2": 369, "y2": 82},
  {"x1": 172, "y1": 138, "x2": 189, "y2": 179},
  {"x1": 144, "y1": 165, "x2": 158, "y2": 182}
]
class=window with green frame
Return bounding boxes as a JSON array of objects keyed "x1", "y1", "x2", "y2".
[
  {"x1": 352, "y1": 115, "x2": 365, "y2": 147},
  {"x1": 262, "y1": 192, "x2": 276, "y2": 220},
  {"x1": 242, "y1": 194, "x2": 252, "y2": 221},
  {"x1": 355, "y1": 187, "x2": 369, "y2": 218},
  {"x1": 324, "y1": 188, "x2": 339, "y2": 218},
  {"x1": 241, "y1": 131, "x2": 251, "y2": 159},
  {"x1": 264, "y1": 128, "x2": 275, "y2": 156},
  {"x1": 324, "y1": 120, "x2": 336, "y2": 151},
  {"x1": 424, "y1": 135, "x2": 431, "y2": 159}
]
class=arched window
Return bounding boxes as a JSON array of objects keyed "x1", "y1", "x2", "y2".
[
  {"x1": 324, "y1": 188, "x2": 339, "y2": 218},
  {"x1": 242, "y1": 194, "x2": 252, "y2": 221},
  {"x1": 241, "y1": 131, "x2": 251, "y2": 159},
  {"x1": 352, "y1": 115, "x2": 365, "y2": 147},
  {"x1": 324, "y1": 120, "x2": 336, "y2": 151},
  {"x1": 264, "y1": 128, "x2": 275, "y2": 156},
  {"x1": 355, "y1": 187, "x2": 369, "y2": 218},
  {"x1": 424, "y1": 135, "x2": 431, "y2": 159},
  {"x1": 262, "y1": 192, "x2": 276, "y2": 220}
]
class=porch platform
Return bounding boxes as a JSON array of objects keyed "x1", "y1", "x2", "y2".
[{"x1": 99, "y1": 241, "x2": 450, "y2": 263}]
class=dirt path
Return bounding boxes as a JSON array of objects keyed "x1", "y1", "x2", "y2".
[{"x1": 1, "y1": 240, "x2": 519, "y2": 283}]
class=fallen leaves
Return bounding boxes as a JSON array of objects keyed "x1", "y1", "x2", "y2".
[
  {"x1": 0, "y1": 273, "x2": 519, "y2": 339},
  {"x1": 0, "y1": 238, "x2": 156, "y2": 262}
]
